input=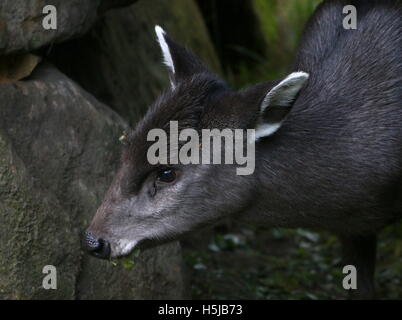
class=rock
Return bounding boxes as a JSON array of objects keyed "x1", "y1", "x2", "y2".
[
  {"x1": 49, "y1": 0, "x2": 222, "y2": 125},
  {"x1": 0, "y1": 0, "x2": 138, "y2": 55},
  {"x1": 0, "y1": 63, "x2": 186, "y2": 299},
  {"x1": 0, "y1": 53, "x2": 41, "y2": 82}
]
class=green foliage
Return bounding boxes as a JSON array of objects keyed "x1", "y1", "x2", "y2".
[
  {"x1": 185, "y1": 227, "x2": 343, "y2": 299},
  {"x1": 184, "y1": 225, "x2": 402, "y2": 299},
  {"x1": 376, "y1": 225, "x2": 402, "y2": 299},
  {"x1": 226, "y1": 0, "x2": 321, "y2": 88}
]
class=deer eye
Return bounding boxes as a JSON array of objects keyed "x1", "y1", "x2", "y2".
[{"x1": 157, "y1": 168, "x2": 176, "y2": 183}]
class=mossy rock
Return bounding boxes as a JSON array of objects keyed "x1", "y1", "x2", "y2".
[
  {"x1": 0, "y1": 0, "x2": 138, "y2": 54},
  {"x1": 0, "y1": 63, "x2": 186, "y2": 299}
]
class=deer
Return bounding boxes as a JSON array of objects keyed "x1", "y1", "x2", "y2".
[{"x1": 84, "y1": 0, "x2": 402, "y2": 299}]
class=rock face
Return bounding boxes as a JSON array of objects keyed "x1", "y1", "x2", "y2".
[
  {"x1": 0, "y1": 0, "x2": 221, "y2": 299},
  {"x1": 0, "y1": 0, "x2": 137, "y2": 54},
  {"x1": 0, "y1": 64, "x2": 186, "y2": 299},
  {"x1": 49, "y1": 0, "x2": 221, "y2": 124}
]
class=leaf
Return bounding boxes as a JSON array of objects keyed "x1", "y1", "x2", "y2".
[
  {"x1": 122, "y1": 259, "x2": 135, "y2": 270},
  {"x1": 109, "y1": 248, "x2": 141, "y2": 269},
  {"x1": 193, "y1": 263, "x2": 207, "y2": 270},
  {"x1": 208, "y1": 243, "x2": 220, "y2": 252},
  {"x1": 0, "y1": 53, "x2": 41, "y2": 83}
]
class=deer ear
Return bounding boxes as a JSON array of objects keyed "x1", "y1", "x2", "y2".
[
  {"x1": 155, "y1": 25, "x2": 209, "y2": 89},
  {"x1": 255, "y1": 72, "x2": 309, "y2": 140}
]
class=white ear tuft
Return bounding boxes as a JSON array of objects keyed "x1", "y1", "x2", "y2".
[
  {"x1": 254, "y1": 123, "x2": 282, "y2": 141},
  {"x1": 255, "y1": 71, "x2": 309, "y2": 141},
  {"x1": 155, "y1": 25, "x2": 175, "y2": 75},
  {"x1": 260, "y1": 71, "x2": 309, "y2": 113}
]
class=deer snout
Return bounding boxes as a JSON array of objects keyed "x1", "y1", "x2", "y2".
[{"x1": 84, "y1": 231, "x2": 111, "y2": 259}]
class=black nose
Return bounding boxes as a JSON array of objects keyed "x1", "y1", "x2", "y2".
[{"x1": 84, "y1": 231, "x2": 111, "y2": 259}]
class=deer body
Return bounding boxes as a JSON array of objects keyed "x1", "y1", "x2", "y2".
[{"x1": 86, "y1": 0, "x2": 402, "y2": 299}]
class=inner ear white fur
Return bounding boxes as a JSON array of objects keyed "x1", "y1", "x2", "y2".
[
  {"x1": 261, "y1": 71, "x2": 309, "y2": 112},
  {"x1": 255, "y1": 123, "x2": 282, "y2": 140},
  {"x1": 255, "y1": 71, "x2": 309, "y2": 141},
  {"x1": 155, "y1": 25, "x2": 175, "y2": 75}
]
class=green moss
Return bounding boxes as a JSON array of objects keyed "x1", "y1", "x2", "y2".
[{"x1": 0, "y1": 134, "x2": 77, "y2": 299}]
